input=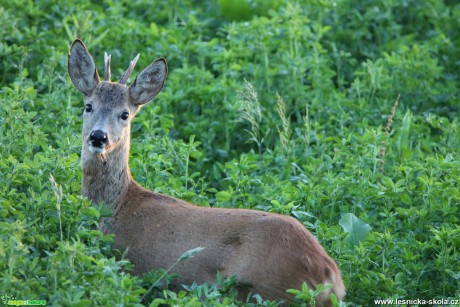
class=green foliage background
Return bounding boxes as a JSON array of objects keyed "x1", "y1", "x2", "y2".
[{"x1": 1, "y1": 0, "x2": 459, "y2": 305}]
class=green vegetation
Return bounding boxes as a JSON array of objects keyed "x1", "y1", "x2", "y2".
[{"x1": 1, "y1": 0, "x2": 459, "y2": 305}]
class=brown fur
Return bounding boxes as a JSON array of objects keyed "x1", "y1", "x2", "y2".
[{"x1": 68, "y1": 39, "x2": 345, "y2": 306}]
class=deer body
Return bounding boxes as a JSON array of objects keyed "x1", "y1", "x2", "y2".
[{"x1": 68, "y1": 39, "x2": 345, "y2": 305}]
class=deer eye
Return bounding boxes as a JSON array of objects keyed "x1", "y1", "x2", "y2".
[
  {"x1": 120, "y1": 111, "x2": 129, "y2": 120},
  {"x1": 85, "y1": 104, "x2": 92, "y2": 113}
]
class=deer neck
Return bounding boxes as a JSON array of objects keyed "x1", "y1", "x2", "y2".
[{"x1": 81, "y1": 134, "x2": 133, "y2": 215}]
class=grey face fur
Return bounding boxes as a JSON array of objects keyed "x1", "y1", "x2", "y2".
[
  {"x1": 81, "y1": 82, "x2": 133, "y2": 154},
  {"x1": 68, "y1": 39, "x2": 167, "y2": 156}
]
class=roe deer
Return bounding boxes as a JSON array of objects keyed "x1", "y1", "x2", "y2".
[{"x1": 68, "y1": 39, "x2": 345, "y2": 305}]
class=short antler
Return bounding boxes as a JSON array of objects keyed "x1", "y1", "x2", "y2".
[
  {"x1": 119, "y1": 53, "x2": 140, "y2": 84},
  {"x1": 104, "y1": 52, "x2": 111, "y2": 81}
]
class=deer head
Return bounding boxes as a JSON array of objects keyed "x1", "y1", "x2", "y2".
[{"x1": 68, "y1": 39, "x2": 167, "y2": 156}]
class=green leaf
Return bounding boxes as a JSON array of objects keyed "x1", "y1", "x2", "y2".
[
  {"x1": 396, "y1": 110, "x2": 412, "y2": 160},
  {"x1": 82, "y1": 207, "x2": 100, "y2": 219},
  {"x1": 339, "y1": 213, "x2": 372, "y2": 249},
  {"x1": 121, "y1": 276, "x2": 132, "y2": 290},
  {"x1": 216, "y1": 191, "x2": 231, "y2": 202},
  {"x1": 381, "y1": 176, "x2": 394, "y2": 189},
  {"x1": 400, "y1": 193, "x2": 411, "y2": 205}
]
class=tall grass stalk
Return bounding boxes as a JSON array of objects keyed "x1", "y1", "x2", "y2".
[
  {"x1": 379, "y1": 94, "x2": 400, "y2": 173},
  {"x1": 49, "y1": 174, "x2": 63, "y2": 242},
  {"x1": 276, "y1": 93, "x2": 291, "y2": 151},
  {"x1": 238, "y1": 80, "x2": 263, "y2": 153},
  {"x1": 141, "y1": 247, "x2": 205, "y2": 301}
]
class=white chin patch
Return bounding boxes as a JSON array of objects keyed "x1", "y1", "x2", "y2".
[{"x1": 89, "y1": 145, "x2": 106, "y2": 155}]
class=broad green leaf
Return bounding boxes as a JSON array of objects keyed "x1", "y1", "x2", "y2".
[
  {"x1": 339, "y1": 213, "x2": 372, "y2": 249},
  {"x1": 216, "y1": 191, "x2": 231, "y2": 202},
  {"x1": 396, "y1": 110, "x2": 412, "y2": 160}
]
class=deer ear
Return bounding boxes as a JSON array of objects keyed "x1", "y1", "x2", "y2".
[
  {"x1": 68, "y1": 39, "x2": 100, "y2": 95},
  {"x1": 129, "y1": 58, "x2": 167, "y2": 105}
]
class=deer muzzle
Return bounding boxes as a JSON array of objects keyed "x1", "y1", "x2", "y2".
[{"x1": 88, "y1": 130, "x2": 108, "y2": 154}]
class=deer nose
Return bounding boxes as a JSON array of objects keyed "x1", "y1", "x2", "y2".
[{"x1": 89, "y1": 130, "x2": 108, "y2": 147}]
